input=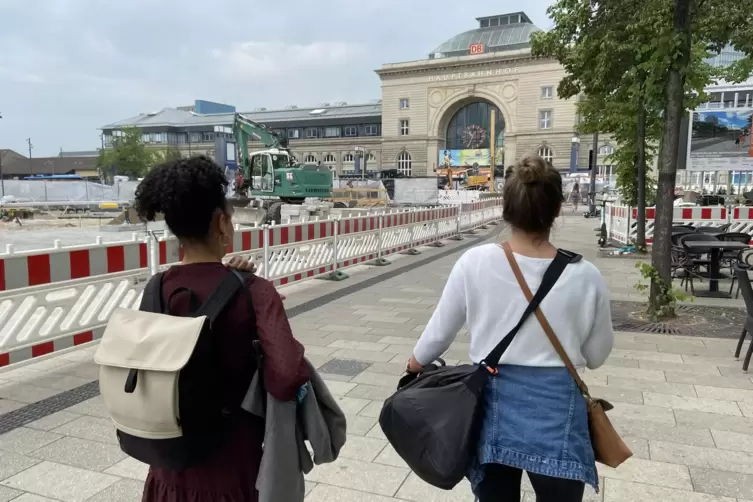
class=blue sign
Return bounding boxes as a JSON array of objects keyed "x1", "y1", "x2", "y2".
[{"x1": 569, "y1": 141, "x2": 580, "y2": 173}]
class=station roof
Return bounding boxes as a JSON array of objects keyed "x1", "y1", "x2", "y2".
[
  {"x1": 101, "y1": 101, "x2": 383, "y2": 131},
  {"x1": 429, "y1": 11, "x2": 541, "y2": 59}
]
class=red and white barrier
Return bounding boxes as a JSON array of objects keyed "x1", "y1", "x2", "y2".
[
  {"x1": 606, "y1": 204, "x2": 732, "y2": 245},
  {"x1": 0, "y1": 236, "x2": 148, "y2": 292},
  {"x1": 0, "y1": 201, "x2": 503, "y2": 367}
]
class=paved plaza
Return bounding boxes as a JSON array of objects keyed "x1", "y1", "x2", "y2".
[{"x1": 1, "y1": 214, "x2": 753, "y2": 501}]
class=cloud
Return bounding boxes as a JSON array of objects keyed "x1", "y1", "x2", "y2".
[
  {"x1": 212, "y1": 41, "x2": 365, "y2": 81},
  {"x1": 0, "y1": 0, "x2": 555, "y2": 155}
]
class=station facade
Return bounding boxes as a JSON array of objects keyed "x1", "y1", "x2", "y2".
[{"x1": 101, "y1": 11, "x2": 611, "y2": 177}]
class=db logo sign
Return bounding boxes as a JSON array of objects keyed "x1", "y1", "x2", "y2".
[{"x1": 469, "y1": 43, "x2": 485, "y2": 55}]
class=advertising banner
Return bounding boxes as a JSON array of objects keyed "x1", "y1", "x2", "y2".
[
  {"x1": 438, "y1": 149, "x2": 491, "y2": 168},
  {"x1": 688, "y1": 109, "x2": 753, "y2": 171}
]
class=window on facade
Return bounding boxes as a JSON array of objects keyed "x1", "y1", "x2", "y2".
[
  {"x1": 400, "y1": 98, "x2": 410, "y2": 109},
  {"x1": 189, "y1": 132, "x2": 201, "y2": 143},
  {"x1": 368, "y1": 153, "x2": 376, "y2": 161},
  {"x1": 537, "y1": 146, "x2": 554, "y2": 163},
  {"x1": 539, "y1": 110, "x2": 552, "y2": 129},
  {"x1": 400, "y1": 120, "x2": 410, "y2": 136},
  {"x1": 541, "y1": 86, "x2": 554, "y2": 98},
  {"x1": 397, "y1": 151, "x2": 412, "y2": 176},
  {"x1": 343, "y1": 153, "x2": 355, "y2": 162},
  {"x1": 288, "y1": 129, "x2": 300, "y2": 139},
  {"x1": 304, "y1": 154, "x2": 317, "y2": 163},
  {"x1": 324, "y1": 154, "x2": 336, "y2": 163},
  {"x1": 598, "y1": 145, "x2": 615, "y2": 155},
  {"x1": 306, "y1": 128, "x2": 319, "y2": 139},
  {"x1": 598, "y1": 164, "x2": 615, "y2": 178},
  {"x1": 324, "y1": 127, "x2": 340, "y2": 138},
  {"x1": 445, "y1": 101, "x2": 505, "y2": 150},
  {"x1": 344, "y1": 126, "x2": 358, "y2": 137},
  {"x1": 202, "y1": 132, "x2": 214, "y2": 142},
  {"x1": 364, "y1": 125, "x2": 379, "y2": 136}
]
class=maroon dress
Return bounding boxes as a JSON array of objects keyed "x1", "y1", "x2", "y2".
[{"x1": 141, "y1": 262, "x2": 310, "y2": 502}]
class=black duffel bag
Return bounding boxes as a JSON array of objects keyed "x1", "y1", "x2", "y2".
[{"x1": 379, "y1": 248, "x2": 578, "y2": 489}]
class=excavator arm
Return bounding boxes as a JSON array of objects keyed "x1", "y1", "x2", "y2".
[{"x1": 233, "y1": 113, "x2": 290, "y2": 192}]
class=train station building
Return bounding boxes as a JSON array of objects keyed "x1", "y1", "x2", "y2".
[{"x1": 101, "y1": 12, "x2": 609, "y2": 178}]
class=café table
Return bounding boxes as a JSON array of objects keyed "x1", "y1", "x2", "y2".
[{"x1": 683, "y1": 240, "x2": 750, "y2": 297}]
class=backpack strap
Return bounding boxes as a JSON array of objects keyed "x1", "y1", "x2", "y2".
[
  {"x1": 194, "y1": 270, "x2": 247, "y2": 325},
  {"x1": 229, "y1": 270, "x2": 263, "y2": 366},
  {"x1": 481, "y1": 244, "x2": 576, "y2": 369},
  {"x1": 139, "y1": 273, "x2": 165, "y2": 313}
]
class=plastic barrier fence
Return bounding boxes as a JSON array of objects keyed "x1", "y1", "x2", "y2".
[
  {"x1": 605, "y1": 204, "x2": 733, "y2": 245},
  {"x1": 0, "y1": 201, "x2": 502, "y2": 366}
]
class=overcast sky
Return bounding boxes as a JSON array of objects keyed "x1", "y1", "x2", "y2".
[{"x1": 0, "y1": 0, "x2": 552, "y2": 156}]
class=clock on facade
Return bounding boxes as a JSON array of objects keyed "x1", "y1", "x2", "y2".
[{"x1": 462, "y1": 125, "x2": 486, "y2": 149}]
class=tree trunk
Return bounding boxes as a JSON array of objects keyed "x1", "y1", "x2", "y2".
[
  {"x1": 636, "y1": 83, "x2": 647, "y2": 251},
  {"x1": 650, "y1": 0, "x2": 692, "y2": 314}
]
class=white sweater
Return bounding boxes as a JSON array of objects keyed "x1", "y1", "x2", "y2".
[{"x1": 413, "y1": 244, "x2": 614, "y2": 369}]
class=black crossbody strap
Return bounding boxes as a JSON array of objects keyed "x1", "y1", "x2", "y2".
[
  {"x1": 139, "y1": 272, "x2": 165, "y2": 313},
  {"x1": 194, "y1": 270, "x2": 246, "y2": 325},
  {"x1": 482, "y1": 249, "x2": 573, "y2": 368}
]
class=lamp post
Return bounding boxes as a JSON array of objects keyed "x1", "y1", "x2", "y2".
[{"x1": 589, "y1": 132, "x2": 599, "y2": 215}]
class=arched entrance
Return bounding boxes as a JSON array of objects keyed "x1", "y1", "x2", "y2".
[{"x1": 440, "y1": 100, "x2": 505, "y2": 171}]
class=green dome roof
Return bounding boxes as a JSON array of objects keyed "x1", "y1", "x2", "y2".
[{"x1": 429, "y1": 12, "x2": 541, "y2": 59}]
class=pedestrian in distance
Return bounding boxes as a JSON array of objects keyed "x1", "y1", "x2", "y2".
[
  {"x1": 570, "y1": 181, "x2": 581, "y2": 212},
  {"x1": 404, "y1": 155, "x2": 614, "y2": 501},
  {"x1": 133, "y1": 156, "x2": 310, "y2": 502}
]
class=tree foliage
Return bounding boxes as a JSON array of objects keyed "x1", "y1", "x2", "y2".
[
  {"x1": 530, "y1": 0, "x2": 721, "y2": 206},
  {"x1": 532, "y1": 0, "x2": 753, "y2": 314},
  {"x1": 152, "y1": 146, "x2": 183, "y2": 165},
  {"x1": 96, "y1": 127, "x2": 155, "y2": 179}
]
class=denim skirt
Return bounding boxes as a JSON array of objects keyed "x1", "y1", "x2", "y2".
[{"x1": 467, "y1": 364, "x2": 598, "y2": 494}]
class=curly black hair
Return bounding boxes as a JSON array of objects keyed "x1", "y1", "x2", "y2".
[{"x1": 134, "y1": 155, "x2": 229, "y2": 241}]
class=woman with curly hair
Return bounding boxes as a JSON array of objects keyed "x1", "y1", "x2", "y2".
[{"x1": 134, "y1": 156, "x2": 309, "y2": 502}]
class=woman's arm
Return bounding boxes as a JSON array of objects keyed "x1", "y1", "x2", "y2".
[
  {"x1": 252, "y1": 279, "x2": 310, "y2": 401},
  {"x1": 582, "y1": 281, "x2": 614, "y2": 369},
  {"x1": 412, "y1": 254, "x2": 468, "y2": 366}
]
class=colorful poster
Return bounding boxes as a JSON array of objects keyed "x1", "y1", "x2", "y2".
[
  {"x1": 689, "y1": 109, "x2": 753, "y2": 171},
  {"x1": 438, "y1": 149, "x2": 492, "y2": 168}
]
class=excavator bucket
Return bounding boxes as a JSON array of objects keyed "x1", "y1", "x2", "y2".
[{"x1": 233, "y1": 206, "x2": 267, "y2": 227}]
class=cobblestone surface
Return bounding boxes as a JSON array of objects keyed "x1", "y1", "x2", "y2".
[{"x1": 0, "y1": 214, "x2": 751, "y2": 501}]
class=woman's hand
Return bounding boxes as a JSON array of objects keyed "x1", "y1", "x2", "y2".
[
  {"x1": 406, "y1": 356, "x2": 424, "y2": 374},
  {"x1": 225, "y1": 256, "x2": 287, "y2": 300},
  {"x1": 226, "y1": 255, "x2": 256, "y2": 273}
]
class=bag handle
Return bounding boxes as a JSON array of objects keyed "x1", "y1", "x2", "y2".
[
  {"x1": 500, "y1": 242, "x2": 591, "y2": 398},
  {"x1": 482, "y1": 245, "x2": 572, "y2": 369}
]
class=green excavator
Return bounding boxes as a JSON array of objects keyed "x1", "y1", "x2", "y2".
[{"x1": 231, "y1": 113, "x2": 333, "y2": 224}]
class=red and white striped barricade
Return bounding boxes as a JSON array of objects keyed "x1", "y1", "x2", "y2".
[
  {"x1": 261, "y1": 220, "x2": 336, "y2": 286},
  {"x1": 0, "y1": 235, "x2": 148, "y2": 292},
  {"x1": 623, "y1": 206, "x2": 728, "y2": 244},
  {"x1": 380, "y1": 209, "x2": 416, "y2": 256},
  {"x1": 729, "y1": 207, "x2": 753, "y2": 240},
  {"x1": 0, "y1": 269, "x2": 147, "y2": 368},
  {"x1": 606, "y1": 204, "x2": 631, "y2": 245}
]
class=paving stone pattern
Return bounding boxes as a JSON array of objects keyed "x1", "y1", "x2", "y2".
[{"x1": 0, "y1": 215, "x2": 752, "y2": 500}]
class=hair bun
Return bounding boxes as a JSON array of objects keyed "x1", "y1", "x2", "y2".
[{"x1": 515, "y1": 161, "x2": 545, "y2": 184}]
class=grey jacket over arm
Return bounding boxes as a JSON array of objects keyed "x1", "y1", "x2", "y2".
[{"x1": 241, "y1": 356, "x2": 347, "y2": 502}]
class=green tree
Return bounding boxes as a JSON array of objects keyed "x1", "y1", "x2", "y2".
[
  {"x1": 650, "y1": 0, "x2": 752, "y2": 312},
  {"x1": 97, "y1": 127, "x2": 153, "y2": 179},
  {"x1": 532, "y1": 0, "x2": 753, "y2": 315},
  {"x1": 151, "y1": 146, "x2": 183, "y2": 166}
]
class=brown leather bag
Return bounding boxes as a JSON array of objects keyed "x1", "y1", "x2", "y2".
[{"x1": 501, "y1": 242, "x2": 632, "y2": 468}]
